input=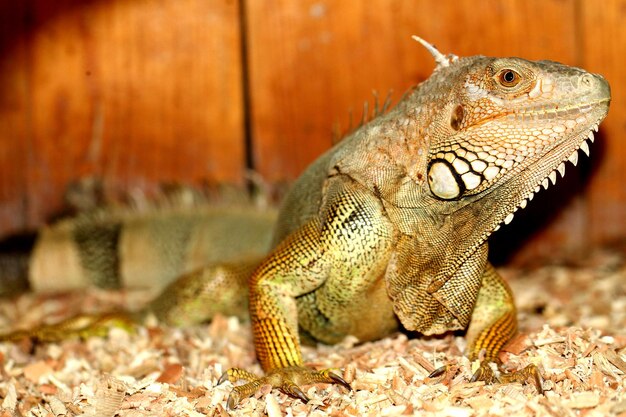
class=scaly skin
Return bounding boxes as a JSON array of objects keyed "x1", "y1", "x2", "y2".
[{"x1": 1, "y1": 38, "x2": 610, "y2": 408}]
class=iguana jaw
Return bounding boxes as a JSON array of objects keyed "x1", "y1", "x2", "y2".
[{"x1": 493, "y1": 110, "x2": 607, "y2": 232}]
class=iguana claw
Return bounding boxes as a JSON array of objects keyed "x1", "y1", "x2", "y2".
[
  {"x1": 218, "y1": 365, "x2": 351, "y2": 408},
  {"x1": 428, "y1": 360, "x2": 543, "y2": 394},
  {"x1": 470, "y1": 361, "x2": 543, "y2": 394},
  {"x1": 428, "y1": 365, "x2": 449, "y2": 379},
  {"x1": 470, "y1": 361, "x2": 498, "y2": 385}
]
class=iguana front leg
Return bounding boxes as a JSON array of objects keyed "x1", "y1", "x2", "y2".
[
  {"x1": 466, "y1": 262, "x2": 517, "y2": 363},
  {"x1": 221, "y1": 177, "x2": 395, "y2": 407},
  {"x1": 220, "y1": 219, "x2": 351, "y2": 407},
  {"x1": 465, "y1": 263, "x2": 542, "y2": 392},
  {"x1": 430, "y1": 262, "x2": 542, "y2": 392}
]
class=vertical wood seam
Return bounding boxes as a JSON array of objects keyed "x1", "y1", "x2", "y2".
[{"x1": 238, "y1": 0, "x2": 255, "y2": 180}]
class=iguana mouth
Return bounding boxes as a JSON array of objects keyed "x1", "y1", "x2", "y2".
[{"x1": 514, "y1": 97, "x2": 610, "y2": 119}]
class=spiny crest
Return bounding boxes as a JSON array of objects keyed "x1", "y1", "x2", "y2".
[
  {"x1": 332, "y1": 36, "x2": 455, "y2": 145},
  {"x1": 412, "y1": 36, "x2": 458, "y2": 69},
  {"x1": 332, "y1": 90, "x2": 395, "y2": 144}
]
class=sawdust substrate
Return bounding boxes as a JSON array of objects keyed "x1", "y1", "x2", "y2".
[{"x1": 0, "y1": 248, "x2": 624, "y2": 416}]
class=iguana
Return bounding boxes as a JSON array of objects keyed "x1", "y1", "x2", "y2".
[{"x1": 0, "y1": 38, "x2": 611, "y2": 409}]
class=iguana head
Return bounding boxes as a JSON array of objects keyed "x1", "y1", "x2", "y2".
[
  {"x1": 416, "y1": 38, "x2": 611, "y2": 234},
  {"x1": 375, "y1": 39, "x2": 610, "y2": 331}
]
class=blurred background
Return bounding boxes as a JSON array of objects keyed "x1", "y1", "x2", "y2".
[{"x1": 0, "y1": 0, "x2": 624, "y2": 265}]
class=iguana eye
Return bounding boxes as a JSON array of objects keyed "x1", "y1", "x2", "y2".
[{"x1": 498, "y1": 69, "x2": 521, "y2": 87}]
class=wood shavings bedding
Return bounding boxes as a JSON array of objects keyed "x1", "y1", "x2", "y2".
[{"x1": 0, "y1": 248, "x2": 624, "y2": 416}]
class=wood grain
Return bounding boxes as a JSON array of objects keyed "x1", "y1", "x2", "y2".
[
  {"x1": 580, "y1": 0, "x2": 626, "y2": 246},
  {"x1": 0, "y1": 1, "x2": 32, "y2": 235},
  {"x1": 0, "y1": 0, "x2": 245, "y2": 235}
]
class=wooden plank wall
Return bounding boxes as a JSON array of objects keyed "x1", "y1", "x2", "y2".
[
  {"x1": 0, "y1": 0, "x2": 624, "y2": 265},
  {"x1": 0, "y1": 0, "x2": 245, "y2": 233}
]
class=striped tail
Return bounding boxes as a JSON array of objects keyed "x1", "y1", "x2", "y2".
[{"x1": 0, "y1": 206, "x2": 277, "y2": 296}]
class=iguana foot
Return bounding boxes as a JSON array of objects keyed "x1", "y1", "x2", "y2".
[
  {"x1": 218, "y1": 365, "x2": 351, "y2": 408},
  {"x1": 0, "y1": 312, "x2": 135, "y2": 343},
  {"x1": 470, "y1": 361, "x2": 543, "y2": 394},
  {"x1": 497, "y1": 363, "x2": 543, "y2": 394},
  {"x1": 429, "y1": 361, "x2": 543, "y2": 394}
]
